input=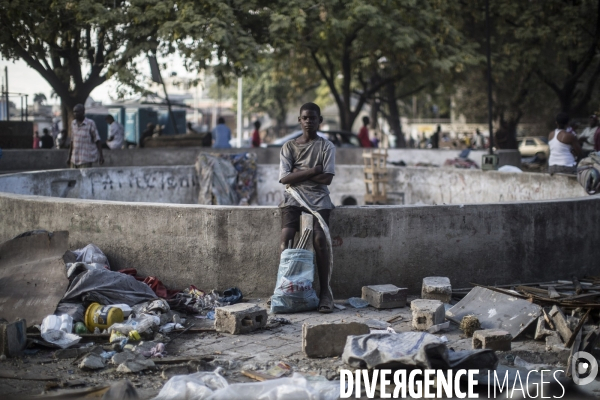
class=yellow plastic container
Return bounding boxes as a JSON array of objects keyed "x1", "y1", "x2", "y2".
[{"x1": 84, "y1": 303, "x2": 124, "y2": 331}]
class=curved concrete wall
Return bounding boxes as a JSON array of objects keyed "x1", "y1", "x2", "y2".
[
  {"x1": 0, "y1": 166, "x2": 595, "y2": 298},
  {"x1": 0, "y1": 165, "x2": 584, "y2": 206},
  {"x1": 0, "y1": 147, "x2": 520, "y2": 172}
]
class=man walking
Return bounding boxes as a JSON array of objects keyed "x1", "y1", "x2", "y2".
[
  {"x1": 67, "y1": 104, "x2": 104, "y2": 168},
  {"x1": 105, "y1": 115, "x2": 124, "y2": 150},
  {"x1": 279, "y1": 102, "x2": 335, "y2": 313}
]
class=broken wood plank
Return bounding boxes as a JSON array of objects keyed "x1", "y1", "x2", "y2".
[
  {"x1": 542, "y1": 309, "x2": 556, "y2": 330},
  {"x1": 566, "y1": 329, "x2": 583, "y2": 378},
  {"x1": 549, "y1": 305, "x2": 573, "y2": 344},
  {"x1": 548, "y1": 287, "x2": 561, "y2": 299},
  {"x1": 581, "y1": 328, "x2": 600, "y2": 353},
  {"x1": 153, "y1": 356, "x2": 214, "y2": 365},
  {"x1": 386, "y1": 314, "x2": 404, "y2": 323},
  {"x1": 565, "y1": 309, "x2": 591, "y2": 349}
]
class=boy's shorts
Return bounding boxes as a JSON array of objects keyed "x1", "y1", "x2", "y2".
[{"x1": 281, "y1": 206, "x2": 331, "y2": 232}]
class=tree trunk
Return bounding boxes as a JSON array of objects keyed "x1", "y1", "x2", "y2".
[
  {"x1": 496, "y1": 116, "x2": 519, "y2": 149},
  {"x1": 384, "y1": 81, "x2": 406, "y2": 148}
]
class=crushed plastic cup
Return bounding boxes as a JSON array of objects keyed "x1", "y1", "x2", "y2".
[{"x1": 348, "y1": 297, "x2": 369, "y2": 308}]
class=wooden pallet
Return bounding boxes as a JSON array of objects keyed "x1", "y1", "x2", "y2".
[{"x1": 363, "y1": 149, "x2": 388, "y2": 204}]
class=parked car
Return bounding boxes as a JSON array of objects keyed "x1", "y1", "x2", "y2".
[
  {"x1": 517, "y1": 137, "x2": 549, "y2": 160},
  {"x1": 263, "y1": 130, "x2": 362, "y2": 148}
]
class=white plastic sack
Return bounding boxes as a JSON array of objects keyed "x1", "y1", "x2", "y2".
[
  {"x1": 40, "y1": 314, "x2": 81, "y2": 349},
  {"x1": 154, "y1": 371, "x2": 339, "y2": 400},
  {"x1": 270, "y1": 249, "x2": 319, "y2": 314},
  {"x1": 153, "y1": 370, "x2": 228, "y2": 400}
]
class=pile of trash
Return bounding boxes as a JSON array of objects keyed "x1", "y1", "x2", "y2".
[{"x1": 0, "y1": 230, "x2": 244, "y2": 374}]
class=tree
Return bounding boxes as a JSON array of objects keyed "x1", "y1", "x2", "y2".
[
  {"x1": 0, "y1": 0, "x2": 172, "y2": 131},
  {"x1": 33, "y1": 93, "x2": 47, "y2": 106},
  {"x1": 268, "y1": 0, "x2": 477, "y2": 136}
]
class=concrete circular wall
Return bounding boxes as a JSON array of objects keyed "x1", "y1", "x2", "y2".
[{"x1": 0, "y1": 165, "x2": 595, "y2": 298}]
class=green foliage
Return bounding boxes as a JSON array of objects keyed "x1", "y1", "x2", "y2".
[
  {"x1": 266, "y1": 0, "x2": 478, "y2": 131},
  {"x1": 0, "y1": 0, "x2": 173, "y2": 126}
]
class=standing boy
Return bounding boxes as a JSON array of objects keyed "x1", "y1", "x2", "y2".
[{"x1": 279, "y1": 102, "x2": 335, "y2": 313}]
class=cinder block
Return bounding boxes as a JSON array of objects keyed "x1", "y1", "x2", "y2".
[
  {"x1": 421, "y1": 277, "x2": 452, "y2": 303},
  {"x1": 215, "y1": 304, "x2": 267, "y2": 335},
  {"x1": 362, "y1": 284, "x2": 407, "y2": 309},
  {"x1": 302, "y1": 322, "x2": 369, "y2": 358},
  {"x1": 472, "y1": 329, "x2": 512, "y2": 351},
  {"x1": 0, "y1": 319, "x2": 26, "y2": 357},
  {"x1": 411, "y1": 299, "x2": 444, "y2": 330}
]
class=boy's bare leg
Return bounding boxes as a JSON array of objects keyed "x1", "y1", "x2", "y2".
[
  {"x1": 281, "y1": 228, "x2": 297, "y2": 252},
  {"x1": 314, "y1": 230, "x2": 333, "y2": 312}
]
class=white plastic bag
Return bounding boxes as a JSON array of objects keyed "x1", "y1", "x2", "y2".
[
  {"x1": 270, "y1": 249, "x2": 319, "y2": 314},
  {"x1": 153, "y1": 370, "x2": 228, "y2": 400},
  {"x1": 40, "y1": 314, "x2": 81, "y2": 349}
]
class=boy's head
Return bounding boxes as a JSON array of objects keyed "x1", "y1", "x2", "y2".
[
  {"x1": 362, "y1": 116, "x2": 370, "y2": 126},
  {"x1": 298, "y1": 102, "x2": 323, "y2": 134}
]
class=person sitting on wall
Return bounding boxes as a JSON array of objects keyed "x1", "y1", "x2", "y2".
[
  {"x1": 40, "y1": 128, "x2": 54, "y2": 149},
  {"x1": 139, "y1": 123, "x2": 156, "y2": 148},
  {"x1": 279, "y1": 102, "x2": 336, "y2": 313},
  {"x1": 105, "y1": 115, "x2": 125, "y2": 150},
  {"x1": 548, "y1": 112, "x2": 581, "y2": 175},
  {"x1": 66, "y1": 104, "x2": 104, "y2": 168},
  {"x1": 212, "y1": 117, "x2": 232, "y2": 149}
]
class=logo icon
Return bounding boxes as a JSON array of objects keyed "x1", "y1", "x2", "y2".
[{"x1": 572, "y1": 351, "x2": 598, "y2": 385}]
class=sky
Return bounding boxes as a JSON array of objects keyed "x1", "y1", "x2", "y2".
[{"x1": 0, "y1": 53, "x2": 196, "y2": 107}]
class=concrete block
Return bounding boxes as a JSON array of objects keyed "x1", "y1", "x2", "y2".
[
  {"x1": 0, "y1": 319, "x2": 26, "y2": 357},
  {"x1": 472, "y1": 329, "x2": 512, "y2": 351},
  {"x1": 361, "y1": 284, "x2": 407, "y2": 309},
  {"x1": 215, "y1": 303, "x2": 267, "y2": 335},
  {"x1": 302, "y1": 322, "x2": 369, "y2": 358},
  {"x1": 549, "y1": 305, "x2": 572, "y2": 344},
  {"x1": 421, "y1": 277, "x2": 452, "y2": 303},
  {"x1": 411, "y1": 299, "x2": 444, "y2": 330}
]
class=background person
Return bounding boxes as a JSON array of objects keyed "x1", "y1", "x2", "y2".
[
  {"x1": 212, "y1": 117, "x2": 232, "y2": 148},
  {"x1": 548, "y1": 112, "x2": 581, "y2": 175},
  {"x1": 251, "y1": 120, "x2": 261, "y2": 148},
  {"x1": 40, "y1": 128, "x2": 54, "y2": 149},
  {"x1": 67, "y1": 103, "x2": 104, "y2": 168},
  {"x1": 358, "y1": 116, "x2": 372, "y2": 147},
  {"x1": 578, "y1": 114, "x2": 599, "y2": 158},
  {"x1": 32, "y1": 131, "x2": 40, "y2": 149},
  {"x1": 105, "y1": 115, "x2": 124, "y2": 150}
]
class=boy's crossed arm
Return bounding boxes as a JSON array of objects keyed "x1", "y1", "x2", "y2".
[{"x1": 279, "y1": 165, "x2": 333, "y2": 185}]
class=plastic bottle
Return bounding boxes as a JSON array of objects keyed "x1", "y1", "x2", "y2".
[{"x1": 74, "y1": 322, "x2": 88, "y2": 335}]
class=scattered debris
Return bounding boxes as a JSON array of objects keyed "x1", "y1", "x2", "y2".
[
  {"x1": 421, "y1": 277, "x2": 452, "y2": 303},
  {"x1": 459, "y1": 315, "x2": 481, "y2": 337},
  {"x1": 116, "y1": 356, "x2": 155, "y2": 373},
  {"x1": 446, "y1": 286, "x2": 541, "y2": 338},
  {"x1": 427, "y1": 321, "x2": 450, "y2": 334},
  {"x1": 302, "y1": 322, "x2": 369, "y2": 358},
  {"x1": 215, "y1": 304, "x2": 267, "y2": 334},
  {"x1": 241, "y1": 362, "x2": 292, "y2": 381},
  {"x1": 361, "y1": 284, "x2": 407, "y2": 309},
  {"x1": 78, "y1": 353, "x2": 106, "y2": 370},
  {"x1": 411, "y1": 299, "x2": 444, "y2": 330},
  {"x1": 472, "y1": 329, "x2": 512, "y2": 351},
  {"x1": 347, "y1": 297, "x2": 369, "y2": 308}
]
